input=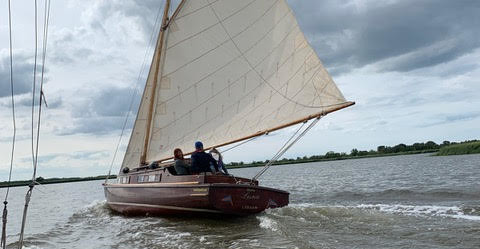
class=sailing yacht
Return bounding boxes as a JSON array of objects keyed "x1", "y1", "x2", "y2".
[{"x1": 103, "y1": 0, "x2": 354, "y2": 216}]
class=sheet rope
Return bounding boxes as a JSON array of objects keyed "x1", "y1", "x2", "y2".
[{"x1": 252, "y1": 116, "x2": 322, "y2": 182}]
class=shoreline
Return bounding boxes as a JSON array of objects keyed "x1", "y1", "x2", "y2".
[
  {"x1": 0, "y1": 175, "x2": 116, "y2": 189},
  {"x1": 226, "y1": 150, "x2": 438, "y2": 169},
  {"x1": 2, "y1": 141, "x2": 478, "y2": 187}
]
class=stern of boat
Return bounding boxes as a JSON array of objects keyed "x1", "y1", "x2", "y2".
[{"x1": 209, "y1": 184, "x2": 289, "y2": 215}]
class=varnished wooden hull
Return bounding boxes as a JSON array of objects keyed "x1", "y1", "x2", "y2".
[{"x1": 103, "y1": 175, "x2": 289, "y2": 216}]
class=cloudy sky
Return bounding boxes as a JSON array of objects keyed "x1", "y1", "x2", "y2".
[{"x1": 1, "y1": 0, "x2": 479, "y2": 180}]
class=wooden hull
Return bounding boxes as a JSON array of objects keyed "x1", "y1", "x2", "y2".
[{"x1": 103, "y1": 174, "x2": 289, "y2": 216}]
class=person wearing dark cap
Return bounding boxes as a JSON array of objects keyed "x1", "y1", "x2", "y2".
[{"x1": 191, "y1": 141, "x2": 218, "y2": 174}]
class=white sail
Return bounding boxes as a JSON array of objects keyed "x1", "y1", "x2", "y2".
[{"x1": 122, "y1": 0, "x2": 349, "y2": 169}]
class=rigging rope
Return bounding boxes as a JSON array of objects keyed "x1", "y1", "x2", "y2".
[
  {"x1": 252, "y1": 116, "x2": 322, "y2": 182},
  {"x1": 1, "y1": 1, "x2": 17, "y2": 248},
  {"x1": 105, "y1": 2, "x2": 165, "y2": 182},
  {"x1": 18, "y1": 1, "x2": 51, "y2": 248},
  {"x1": 220, "y1": 135, "x2": 264, "y2": 154},
  {"x1": 32, "y1": 0, "x2": 38, "y2": 174}
]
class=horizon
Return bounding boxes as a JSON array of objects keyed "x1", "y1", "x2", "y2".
[{"x1": 1, "y1": 0, "x2": 479, "y2": 180}]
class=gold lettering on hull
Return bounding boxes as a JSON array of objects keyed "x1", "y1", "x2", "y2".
[
  {"x1": 193, "y1": 188, "x2": 208, "y2": 192},
  {"x1": 242, "y1": 193, "x2": 260, "y2": 200},
  {"x1": 242, "y1": 189, "x2": 260, "y2": 200}
]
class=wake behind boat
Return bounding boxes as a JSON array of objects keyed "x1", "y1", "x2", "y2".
[{"x1": 103, "y1": 0, "x2": 353, "y2": 216}]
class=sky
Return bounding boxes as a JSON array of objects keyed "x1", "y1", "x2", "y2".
[{"x1": 0, "y1": 0, "x2": 479, "y2": 180}]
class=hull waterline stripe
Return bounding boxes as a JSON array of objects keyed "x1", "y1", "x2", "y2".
[{"x1": 107, "y1": 201, "x2": 223, "y2": 214}]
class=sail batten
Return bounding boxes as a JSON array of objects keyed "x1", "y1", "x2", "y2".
[{"x1": 121, "y1": 0, "x2": 353, "y2": 170}]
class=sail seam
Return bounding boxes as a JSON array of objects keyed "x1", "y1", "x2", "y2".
[
  {"x1": 167, "y1": 0, "x2": 258, "y2": 50},
  {"x1": 139, "y1": 0, "x2": 353, "y2": 162},
  {"x1": 155, "y1": 5, "x2": 295, "y2": 108},
  {"x1": 154, "y1": 75, "x2": 350, "y2": 162},
  {"x1": 151, "y1": 28, "x2": 306, "y2": 137},
  {"x1": 149, "y1": 43, "x2": 319, "y2": 154},
  {"x1": 148, "y1": 2, "x2": 298, "y2": 138},
  {"x1": 163, "y1": 0, "x2": 284, "y2": 78},
  {"x1": 154, "y1": 102, "x2": 354, "y2": 162},
  {"x1": 208, "y1": 0, "x2": 330, "y2": 110},
  {"x1": 174, "y1": 0, "x2": 221, "y2": 20}
]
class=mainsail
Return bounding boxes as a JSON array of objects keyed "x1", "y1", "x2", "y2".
[{"x1": 122, "y1": 0, "x2": 352, "y2": 170}]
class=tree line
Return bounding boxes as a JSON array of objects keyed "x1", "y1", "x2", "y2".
[{"x1": 227, "y1": 139, "x2": 479, "y2": 167}]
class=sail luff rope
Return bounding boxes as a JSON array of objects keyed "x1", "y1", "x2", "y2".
[
  {"x1": 105, "y1": 0, "x2": 166, "y2": 182},
  {"x1": 18, "y1": 1, "x2": 51, "y2": 248},
  {"x1": 141, "y1": 0, "x2": 171, "y2": 164},
  {"x1": 1, "y1": 1, "x2": 17, "y2": 248},
  {"x1": 252, "y1": 116, "x2": 321, "y2": 181}
]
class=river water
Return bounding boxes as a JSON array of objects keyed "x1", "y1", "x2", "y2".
[{"x1": 1, "y1": 153, "x2": 479, "y2": 249}]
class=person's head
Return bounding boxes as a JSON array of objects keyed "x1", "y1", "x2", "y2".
[
  {"x1": 210, "y1": 147, "x2": 219, "y2": 154},
  {"x1": 195, "y1": 141, "x2": 204, "y2": 151},
  {"x1": 174, "y1": 148, "x2": 184, "y2": 160}
]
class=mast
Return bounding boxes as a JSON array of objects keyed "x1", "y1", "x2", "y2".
[{"x1": 140, "y1": 0, "x2": 171, "y2": 164}]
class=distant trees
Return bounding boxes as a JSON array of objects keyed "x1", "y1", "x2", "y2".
[
  {"x1": 350, "y1": 148, "x2": 359, "y2": 156},
  {"x1": 225, "y1": 139, "x2": 478, "y2": 168},
  {"x1": 375, "y1": 141, "x2": 442, "y2": 154}
]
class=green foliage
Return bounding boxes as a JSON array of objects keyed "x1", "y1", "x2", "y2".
[
  {"x1": 226, "y1": 139, "x2": 479, "y2": 169},
  {"x1": 436, "y1": 141, "x2": 480, "y2": 156}
]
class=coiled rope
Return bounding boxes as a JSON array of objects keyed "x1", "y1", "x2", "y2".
[
  {"x1": 252, "y1": 116, "x2": 322, "y2": 182},
  {"x1": 18, "y1": 1, "x2": 51, "y2": 248},
  {"x1": 1, "y1": 1, "x2": 17, "y2": 248}
]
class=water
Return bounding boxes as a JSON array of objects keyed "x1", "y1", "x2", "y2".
[{"x1": 1, "y1": 153, "x2": 479, "y2": 249}]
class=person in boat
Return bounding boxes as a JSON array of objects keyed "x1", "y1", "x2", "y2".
[
  {"x1": 173, "y1": 148, "x2": 190, "y2": 175},
  {"x1": 191, "y1": 141, "x2": 218, "y2": 174},
  {"x1": 209, "y1": 147, "x2": 229, "y2": 175}
]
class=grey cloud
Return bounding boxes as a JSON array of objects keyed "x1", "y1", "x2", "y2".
[
  {"x1": 74, "y1": 85, "x2": 140, "y2": 118},
  {"x1": 47, "y1": 28, "x2": 108, "y2": 65},
  {"x1": 87, "y1": 0, "x2": 162, "y2": 39},
  {"x1": 16, "y1": 150, "x2": 110, "y2": 168},
  {"x1": 417, "y1": 111, "x2": 480, "y2": 128},
  {"x1": 0, "y1": 87, "x2": 62, "y2": 109},
  {"x1": 15, "y1": 95, "x2": 62, "y2": 109},
  {"x1": 56, "y1": 85, "x2": 140, "y2": 136},
  {"x1": 288, "y1": 0, "x2": 480, "y2": 74},
  {"x1": 0, "y1": 53, "x2": 35, "y2": 97},
  {"x1": 56, "y1": 116, "x2": 133, "y2": 136}
]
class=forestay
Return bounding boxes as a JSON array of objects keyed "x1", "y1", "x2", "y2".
[{"x1": 122, "y1": 0, "x2": 349, "y2": 170}]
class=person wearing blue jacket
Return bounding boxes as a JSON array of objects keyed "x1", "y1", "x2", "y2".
[{"x1": 191, "y1": 141, "x2": 218, "y2": 174}]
